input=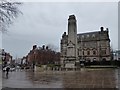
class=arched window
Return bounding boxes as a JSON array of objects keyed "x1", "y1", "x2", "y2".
[
  {"x1": 87, "y1": 51, "x2": 90, "y2": 55},
  {"x1": 82, "y1": 35, "x2": 84, "y2": 38},
  {"x1": 83, "y1": 51, "x2": 84, "y2": 55},
  {"x1": 92, "y1": 34, "x2": 95, "y2": 38},
  {"x1": 87, "y1": 34, "x2": 90, "y2": 38},
  {"x1": 101, "y1": 50, "x2": 106, "y2": 55}
]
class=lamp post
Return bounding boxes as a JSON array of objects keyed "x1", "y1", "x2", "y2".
[
  {"x1": 2, "y1": 55, "x2": 5, "y2": 68},
  {"x1": 2, "y1": 53, "x2": 7, "y2": 67},
  {"x1": 80, "y1": 36, "x2": 84, "y2": 67},
  {"x1": 32, "y1": 51, "x2": 36, "y2": 72}
]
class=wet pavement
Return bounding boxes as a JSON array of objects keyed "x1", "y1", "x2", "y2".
[
  {"x1": 118, "y1": 68, "x2": 120, "y2": 89},
  {"x1": 0, "y1": 70, "x2": 2, "y2": 89},
  {"x1": 2, "y1": 68, "x2": 120, "y2": 89}
]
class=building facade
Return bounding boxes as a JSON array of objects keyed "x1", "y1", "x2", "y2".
[
  {"x1": 60, "y1": 15, "x2": 111, "y2": 68},
  {"x1": 26, "y1": 45, "x2": 60, "y2": 66},
  {"x1": 1, "y1": 49, "x2": 12, "y2": 67},
  {"x1": 113, "y1": 50, "x2": 120, "y2": 61}
]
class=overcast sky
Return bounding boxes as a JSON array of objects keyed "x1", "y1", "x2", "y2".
[{"x1": 2, "y1": 2, "x2": 118, "y2": 58}]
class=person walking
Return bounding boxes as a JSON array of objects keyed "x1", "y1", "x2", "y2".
[{"x1": 6, "y1": 66, "x2": 10, "y2": 78}]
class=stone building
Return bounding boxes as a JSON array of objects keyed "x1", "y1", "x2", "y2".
[{"x1": 60, "y1": 15, "x2": 111, "y2": 68}]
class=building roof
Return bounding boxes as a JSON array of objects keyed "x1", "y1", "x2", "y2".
[
  {"x1": 77, "y1": 30, "x2": 109, "y2": 42},
  {"x1": 61, "y1": 29, "x2": 110, "y2": 43}
]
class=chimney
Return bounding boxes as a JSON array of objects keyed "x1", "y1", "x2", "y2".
[
  {"x1": 100, "y1": 27, "x2": 104, "y2": 32},
  {"x1": 106, "y1": 28, "x2": 109, "y2": 31},
  {"x1": 64, "y1": 32, "x2": 66, "y2": 35},
  {"x1": 42, "y1": 45, "x2": 45, "y2": 50},
  {"x1": 46, "y1": 46, "x2": 49, "y2": 50},
  {"x1": 33, "y1": 45, "x2": 37, "y2": 50},
  {"x1": 62, "y1": 32, "x2": 66, "y2": 38}
]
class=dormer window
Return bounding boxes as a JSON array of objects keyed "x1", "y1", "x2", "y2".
[
  {"x1": 87, "y1": 34, "x2": 89, "y2": 38},
  {"x1": 92, "y1": 34, "x2": 95, "y2": 38},
  {"x1": 82, "y1": 35, "x2": 84, "y2": 38}
]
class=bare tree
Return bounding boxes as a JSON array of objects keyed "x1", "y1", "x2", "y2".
[{"x1": 0, "y1": 0, "x2": 22, "y2": 32}]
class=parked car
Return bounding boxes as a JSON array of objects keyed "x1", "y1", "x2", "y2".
[
  {"x1": 16, "y1": 66, "x2": 21, "y2": 69},
  {"x1": 10, "y1": 67, "x2": 15, "y2": 71},
  {"x1": 3, "y1": 67, "x2": 7, "y2": 72},
  {"x1": 25, "y1": 66, "x2": 30, "y2": 69},
  {"x1": 80, "y1": 63, "x2": 84, "y2": 67}
]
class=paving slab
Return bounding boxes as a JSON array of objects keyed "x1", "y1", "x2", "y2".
[{"x1": 2, "y1": 68, "x2": 119, "y2": 89}]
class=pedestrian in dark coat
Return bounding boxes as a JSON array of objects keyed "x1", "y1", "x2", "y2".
[{"x1": 6, "y1": 66, "x2": 10, "y2": 77}]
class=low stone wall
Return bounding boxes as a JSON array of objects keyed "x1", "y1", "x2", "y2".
[
  {"x1": 35, "y1": 66, "x2": 44, "y2": 72},
  {"x1": 35, "y1": 66, "x2": 82, "y2": 72}
]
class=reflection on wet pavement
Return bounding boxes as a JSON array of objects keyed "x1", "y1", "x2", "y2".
[
  {"x1": 2, "y1": 68, "x2": 120, "y2": 88},
  {"x1": 118, "y1": 68, "x2": 120, "y2": 89}
]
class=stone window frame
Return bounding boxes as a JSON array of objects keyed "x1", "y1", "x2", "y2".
[
  {"x1": 87, "y1": 50, "x2": 90, "y2": 55},
  {"x1": 93, "y1": 50, "x2": 96, "y2": 55},
  {"x1": 64, "y1": 51, "x2": 67, "y2": 55},
  {"x1": 101, "y1": 50, "x2": 106, "y2": 55},
  {"x1": 83, "y1": 50, "x2": 84, "y2": 55},
  {"x1": 82, "y1": 35, "x2": 84, "y2": 38},
  {"x1": 92, "y1": 34, "x2": 95, "y2": 38},
  {"x1": 86, "y1": 34, "x2": 90, "y2": 38},
  {"x1": 77, "y1": 35, "x2": 79, "y2": 39}
]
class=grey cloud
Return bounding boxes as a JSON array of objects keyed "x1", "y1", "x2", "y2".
[{"x1": 2, "y1": 2, "x2": 118, "y2": 58}]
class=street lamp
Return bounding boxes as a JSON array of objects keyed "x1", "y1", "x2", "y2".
[
  {"x1": 1, "y1": 56, "x2": 5, "y2": 71},
  {"x1": 80, "y1": 36, "x2": 84, "y2": 67},
  {"x1": 2, "y1": 53, "x2": 7, "y2": 67},
  {"x1": 32, "y1": 51, "x2": 36, "y2": 72}
]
